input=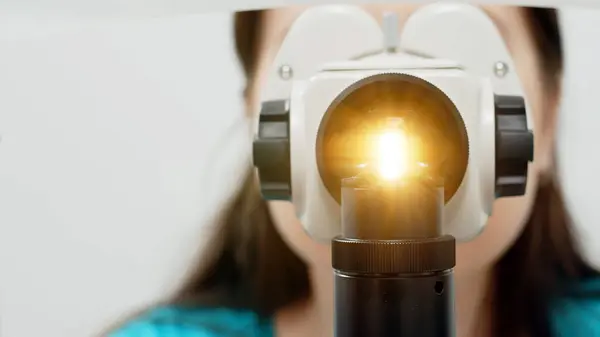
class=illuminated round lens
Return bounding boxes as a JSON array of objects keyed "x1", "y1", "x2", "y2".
[
  {"x1": 376, "y1": 128, "x2": 410, "y2": 180},
  {"x1": 315, "y1": 73, "x2": 469, "y2": 204}
]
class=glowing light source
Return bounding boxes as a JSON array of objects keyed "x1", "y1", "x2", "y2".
[
  {"x1": 316, "y1": 73, "x2": 469, "y2": 204},
  {"x1": 375, "y1": 127, "x2": 410, "y2": 180}
]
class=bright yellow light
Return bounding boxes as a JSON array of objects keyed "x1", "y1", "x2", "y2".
[{"x1": 376, "y1": 128, "x2": 410, "y2": 180}]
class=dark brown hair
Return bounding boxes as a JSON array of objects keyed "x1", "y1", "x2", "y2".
[{"x1": 172, "y1": 7, "x2": 599, "y2": 337}]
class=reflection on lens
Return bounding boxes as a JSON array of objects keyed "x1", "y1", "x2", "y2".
[
  {"x1": 375, "y1": 123, "x2": 410, "y2": 180},
  {"x1": 316, "y1": 73, "x2": 469, "y2": 204}
]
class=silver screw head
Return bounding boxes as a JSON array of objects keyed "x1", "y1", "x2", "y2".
[
  {"x1": 494, "y1": 61, "x2": 509, "y2": 78},
  {"x1": 278, "y1": 65, "x2": 293, "y2": 80}
]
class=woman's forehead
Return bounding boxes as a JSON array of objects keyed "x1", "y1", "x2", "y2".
[{"x1": 260, "y1": 5, "x2": 523, "y2": 50}]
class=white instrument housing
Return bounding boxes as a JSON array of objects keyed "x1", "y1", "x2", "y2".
[
  {"x1": 291, "y1": 54, "x2": 496, "y2": 242},
  {"x1": 255, "y1": 3, "x2": 530, "y2": 243}
]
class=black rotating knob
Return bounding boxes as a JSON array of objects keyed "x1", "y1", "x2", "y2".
[
  {"x1": 495, "y1": 95, "x2": 534, "y2": 197},
  {"x1": 252, "y1": 100, "x2": 292, "y2": 201}
]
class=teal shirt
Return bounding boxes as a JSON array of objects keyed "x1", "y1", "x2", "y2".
[
  {"x1": 112, "y1": 280, "x2": 600, "y2": 337},
  {"x1": 111, "y1": 307, "x2": 274, "y2": 337}
]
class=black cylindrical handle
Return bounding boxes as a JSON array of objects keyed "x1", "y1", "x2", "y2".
[{"x1": 334, "y1": 271, "x2": 455, "y2": 337}]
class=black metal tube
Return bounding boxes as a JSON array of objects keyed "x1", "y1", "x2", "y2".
[
  {"x1": 332, "y1": 175, "x2": 456, "y2": 337},
  {"x1": 334, "y1": 271, "x2": 454, "y2": 337}
]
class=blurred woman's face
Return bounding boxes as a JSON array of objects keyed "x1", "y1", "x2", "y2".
[{"x1": 249, "y1": 5, "x2": 558, "y2": 283}]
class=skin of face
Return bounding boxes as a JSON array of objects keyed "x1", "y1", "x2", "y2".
[{"x1": 247, "y1": 5, "x2": 559, "y2": 336}]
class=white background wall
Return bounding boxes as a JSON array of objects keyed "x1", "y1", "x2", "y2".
[
  {"x1": 558, "y1": 9, "x2": 600, "y2": 267},
  {"x1": 0, "y1": 4, "x2": 598, "y2": 337},
  {"x1": 0, "y1": 11, "x2": 250, "y2": 337}
]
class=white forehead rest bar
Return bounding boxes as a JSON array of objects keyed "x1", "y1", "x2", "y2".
[
  {"x1": 1, "y1": 0, "x2": 598, "y2": 18},
  {"x1": 208, "y1": 0, "x2": 598, "y2": 13}
]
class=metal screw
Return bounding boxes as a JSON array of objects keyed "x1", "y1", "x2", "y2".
[
  {"x1": 278, "y1": 64, "x2": 293, "y2": 80},
  {"x1": 494, "y1": 61, "x2": 509, "y2": 78}
]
